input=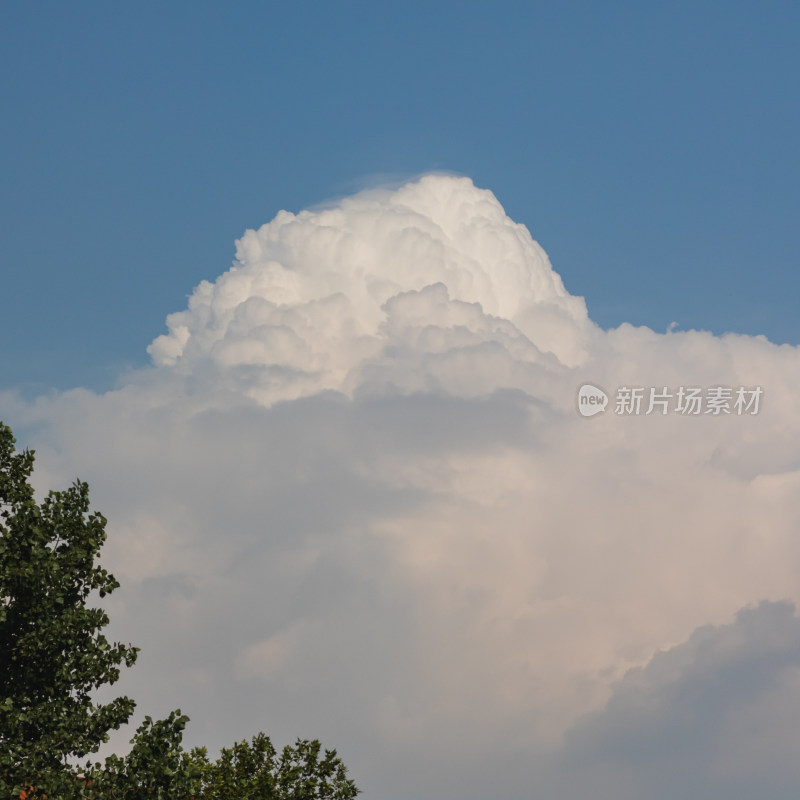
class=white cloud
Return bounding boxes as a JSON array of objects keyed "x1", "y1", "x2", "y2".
[
  {"x1": 236, "y1": 621, "x2": 313, "y2": 681},
  {"x1": 550, "y1": 601, "x2": 800, "y2": 799},
  {"x1": 3, "y1": 174, "x2": 800, "y2": 798}
]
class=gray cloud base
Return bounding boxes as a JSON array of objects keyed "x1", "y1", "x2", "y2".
[{"x1": 551, "y1": 602, "x2": 800, "y2": 800}]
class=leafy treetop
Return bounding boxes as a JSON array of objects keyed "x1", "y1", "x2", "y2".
[
  {"x1": 0, "y1": 422, "x2": 138, "y2": 798},
  {"x1": 0, "y1": 422, "x2": 360, "y2": 799}
]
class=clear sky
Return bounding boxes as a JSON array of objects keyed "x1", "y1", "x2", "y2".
[{"x1": 2, "y1": 1, "x2": 798, "y2": 393}]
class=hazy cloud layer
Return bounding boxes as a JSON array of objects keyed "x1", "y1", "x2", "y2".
[
  {"x1": 4, "y1": 175, "x2": 800, "y2": 798},
  {"x1": 550, "y1": 601, "x2": 800, "y2": 800}
]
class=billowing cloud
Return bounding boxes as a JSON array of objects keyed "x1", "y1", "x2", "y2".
[
  {"x1": 549, "y1": 601, "x2": 800, "y2": 800},
  {"x1": 3, "y1": 174, "x2": 800, "y2": 799},
  {"x1": 147, "y1": 176, "x2": 592, "y2": 401}
]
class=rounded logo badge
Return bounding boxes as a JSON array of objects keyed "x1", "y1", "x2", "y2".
[{"x1": 577, "y1": 384, "x2": 608, "y2": 417}]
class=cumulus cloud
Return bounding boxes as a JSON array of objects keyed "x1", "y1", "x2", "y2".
[
  {"x1": 550, "y1": 601, "x2": 800, "y2": 800},
  {"x1": 3, "y1": 174, "x2": 800, "y2": 799},
  {"x1": 147, "y1": 176, "x2": 591, "y2": 401}
]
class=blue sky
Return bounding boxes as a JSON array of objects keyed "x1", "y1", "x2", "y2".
[{"x1": 2, "y1": 1, "x2": 798, "y2": 394}]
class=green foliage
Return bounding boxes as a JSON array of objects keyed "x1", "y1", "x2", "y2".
[
  {"x1": 192, "y1": 734, "x2": 360, "y2": 800},
  {"x1": 0, "y1": 423, "x2": 138, "y2": 798},
  {"x1": 0, "y1": 422, "x2": 360, "y2": 799},
  {"x1": 89, "y1": 710, "x2": 201, "y2": 799}
]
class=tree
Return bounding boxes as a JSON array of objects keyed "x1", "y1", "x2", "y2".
[
  {"x1": 191, "y1": 734, "x2": 360, "y2": 800},
  {"x1": 89, "y1": 710, "x2": 201, "y2": 799},
  {"x1": 0, "y1": 422, "x2": 360, "y2": 799},
  {"x1": 0, "y1": 423, "x2": 138, "y2": 798}
]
